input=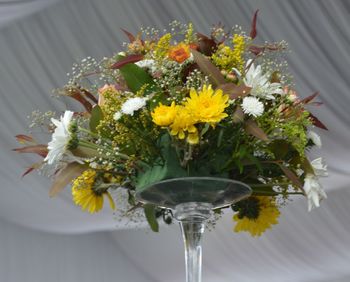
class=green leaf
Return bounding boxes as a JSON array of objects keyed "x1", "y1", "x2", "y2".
[
  {"x1": 89, "y1": 105, "x2": 103, "y2": 133},
  {"x1": 119, "y1": 62, "x2": 155, "y2": 93},
  {"x1": 191, "y1": 49, "x2": 226, "y2": 87},
  {"x1": 200, "y1": 123, "x2": 210, "y2": 136},
  {"x1": 269, "y1": 139, "x2": 290, "y2": 160},
  {"x1": 135, "y1": 134, "x2": 187, "y2": 191},
  {"x1": 144, "y1": 204, "x2": 159, "y2": 232},
  {"x1": 136, "y1": 164, "x2": 168, "y2": 191},
  {"x1": 217, "y1": 128, "x2": 224, "y2": 148}
]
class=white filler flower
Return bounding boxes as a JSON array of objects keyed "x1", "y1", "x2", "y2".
[
  {"x1": 45, "y1": 111, "x2": 74, "y2": 165},
  {"x1": 304, "y1": 158, "x2": 328, "y2": 211},
  {"x1": 242, "y1": 96, "x2": 264, "y2": 117},
  {"x1": 243, "y1": 60, "x2": 284, "y2": 100},
  {"x1": 113, "y1": 112, "x2": 122, "y2": 121},
  {"x1": 121, "y1": 97, "x2": 147, "y2": 116},
  {"x1": 307, "y1": 131, "x2": 322, "y2": 148}
]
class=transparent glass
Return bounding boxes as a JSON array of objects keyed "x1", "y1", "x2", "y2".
[{"x1": 136, "y1": 177, "x2": 252, "y2": 282}]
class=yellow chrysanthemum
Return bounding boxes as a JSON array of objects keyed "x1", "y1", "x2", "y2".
[
  {"x1": 233, "y1": 196, "x2": 280, "y2": 237},
  {"x1": 170, "y1": 106, "x2": 198, "y2": 143},
  {"x1": 72, "y1": 170, "x2": 116, "y2": 214},
  {"x1": 185, "y1": 85, "x2": 229, "y2": 124},
  {"x1": 151, "y1": 102, "x2": 178, "y2": 127}
]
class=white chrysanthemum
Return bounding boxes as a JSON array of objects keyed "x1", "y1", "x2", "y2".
[
  {"x1": 308, "y1": 131, "x2": 322, "y2": 148},
  {"x1": 113, "y1": 112, "x2": 122, "y2": 121},
  {"x1": 304, "y1": 174, "x2": 327, "y2": 211},
  {"x1": 304, "y1": 157, "x2": 328, "y2": 211},
  {"x1": 311, "y1": 157, "x2": 328, "y2": 177},
  {"x1": 45, "y1": 111, "x2": 74, "y2": 165},
  {"x1": 121, "y1": 97, "x2": 147, "y2": 116},
  {"x1": 135, "y1": 59, "x2": 157, "y2": 73},
  {"x1": 243, "y1": 60, "x2": 284, "y2": 100},
  {"x1": 241, "y1": 96, "x2": 264, "y2": 117}
]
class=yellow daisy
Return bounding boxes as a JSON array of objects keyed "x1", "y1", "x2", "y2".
[
  {"x1": 151, "y1": 102, "x2": 178, "y2": 127},
  {"x1": 72, "y1": 170, "x2": 116, "y2": 214},
  {"x1": 233, "y1": 196, "x2": 280, "y2": 237},
  {"x1": 185, "y1": 85, "x2": 229, "y2": 124}
]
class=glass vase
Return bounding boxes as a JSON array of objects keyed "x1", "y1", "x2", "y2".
[{"x1": 136, "y1": 177, "x2": 252, "y2": 282}]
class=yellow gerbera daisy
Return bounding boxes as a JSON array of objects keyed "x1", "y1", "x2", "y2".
[
  {"x1": 185, "y1": 85, "x2": 229, "y2": 124},
  {"x1": 232, "y1": 196, "x2": 280, "y2": 237},
  {"x1": 151, "y1": 102, "x2": 178, "y2": 127},
  {"x1": 72, "y1": 170, "x2": 116, "y2": 214},
  {"x1": 170, "y1": 106, "x2": 198, "y2": 143}
]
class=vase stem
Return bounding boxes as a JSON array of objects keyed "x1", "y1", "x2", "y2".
[{"x1": 174, "y1": 202, "x2": 213, "y2": 282}]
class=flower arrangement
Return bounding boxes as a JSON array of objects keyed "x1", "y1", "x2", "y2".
[{"x1": 14, "y1": 12, "x2": 328, "y2": 237}]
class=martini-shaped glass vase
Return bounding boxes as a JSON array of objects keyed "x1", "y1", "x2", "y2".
[{"x1": 136, "y1": 177, "x2": 252, "y2": 282}]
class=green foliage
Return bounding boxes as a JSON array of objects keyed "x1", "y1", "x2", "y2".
[
  {"x1": 135, "y1": 134, "x2": 187, "y2": 191},
  {"x1": 119, "y1": 63, "x2": 155, "y2": 94},
  {"x1": 89, "y1": 105, "x2": 103, "y2": 133},
  {"x1": 144, "y1": 204, "x2": 159, "y2": 232}
]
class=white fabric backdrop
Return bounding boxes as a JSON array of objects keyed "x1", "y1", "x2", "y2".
[{"x1": 1, "y1": 0, "x2": 350, "y2": 281}]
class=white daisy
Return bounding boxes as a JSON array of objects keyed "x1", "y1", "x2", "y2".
[
  {"x1": 243, "y1": 60, "x2": 284, "y2": 100},
  {"x1": 45, "y1": 111, "x2": 74, "y2": 165},
  {"x1": 307, "y1": 131, "x2": 322, "y2": 148},
  {"x1": 303, "y1": 157, "x2": 328, "y2": 211},
  {"x1": 121, "y1": 97, "x2": 147, "y2": 116},
  {"x1": 241, "y1": 96, "x2": 264, "y2": 117}
]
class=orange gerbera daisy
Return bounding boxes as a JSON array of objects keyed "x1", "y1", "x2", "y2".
[{"x1": 168, "y1": 43, "x2": 191, "y2": 63}]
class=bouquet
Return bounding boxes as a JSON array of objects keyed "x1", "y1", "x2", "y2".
[{"x1": 14, "y1": 12, "x2": 328, "y2": 236}]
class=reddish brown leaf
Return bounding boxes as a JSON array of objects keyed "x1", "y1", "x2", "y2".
[
  {"x1": 218, "y1": 83, "x2": 251, "y2": 99},
  {"x1": 21, "y1": 162, "x2": 44, "y2": 178},
  {"x1": 250, "y1": 10, "x2": 259, "y2": 39},
  {"x1": 244, "y1": 119, "x2": 269, "y2": 141},
  {"x1": 15, "y1": 134, "x2": 35, "y2": 144},
  {"x1": 277, "y1": 164, "x2": 303, "y2": 189},
  {"x1": 111, "y1": 54, "x2": 144, "y2": 69},
  {"x1": 249, "y1": 44, "x2": 281, "y2": 56},
  {"x1": 196, "y1": 33, "x2": 218, "y2": 56},
  {"x1": 22, "y1": 167, "x2": 35, "y2": 177},
  {"x1": 70, "y1": 90, "x2": 92, "y2": 113},
  {"x1": 300, "y1": 92, "x2": 319, "y2": 104},
  {"x1": 191, "y1": 49, "x2": 226, "y2": 87},
  {"x1": 81, "y1": 89, "x2": 98, "y2": 104},
  {"x1": 309, "y1": 102, "x2": 323, "y2": 107},
  {"x1": 249, "y1": 45, "x2": 264, "y2": 55},
  {"x1": 232, "y1": 106, "x2": 245, "y2": 123},
  {"x1": 121, "y1": 28, "x2": 136, "y2": 43},
  {"x1": 309, "y1": 112, "x2": 328, "y2": 130},
  {"x1": 49, "y1": 163, "x2": 86, "y2": 197},
  {"x1": 13, "y1": 144, "x2": 48, "y2": 158}
]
